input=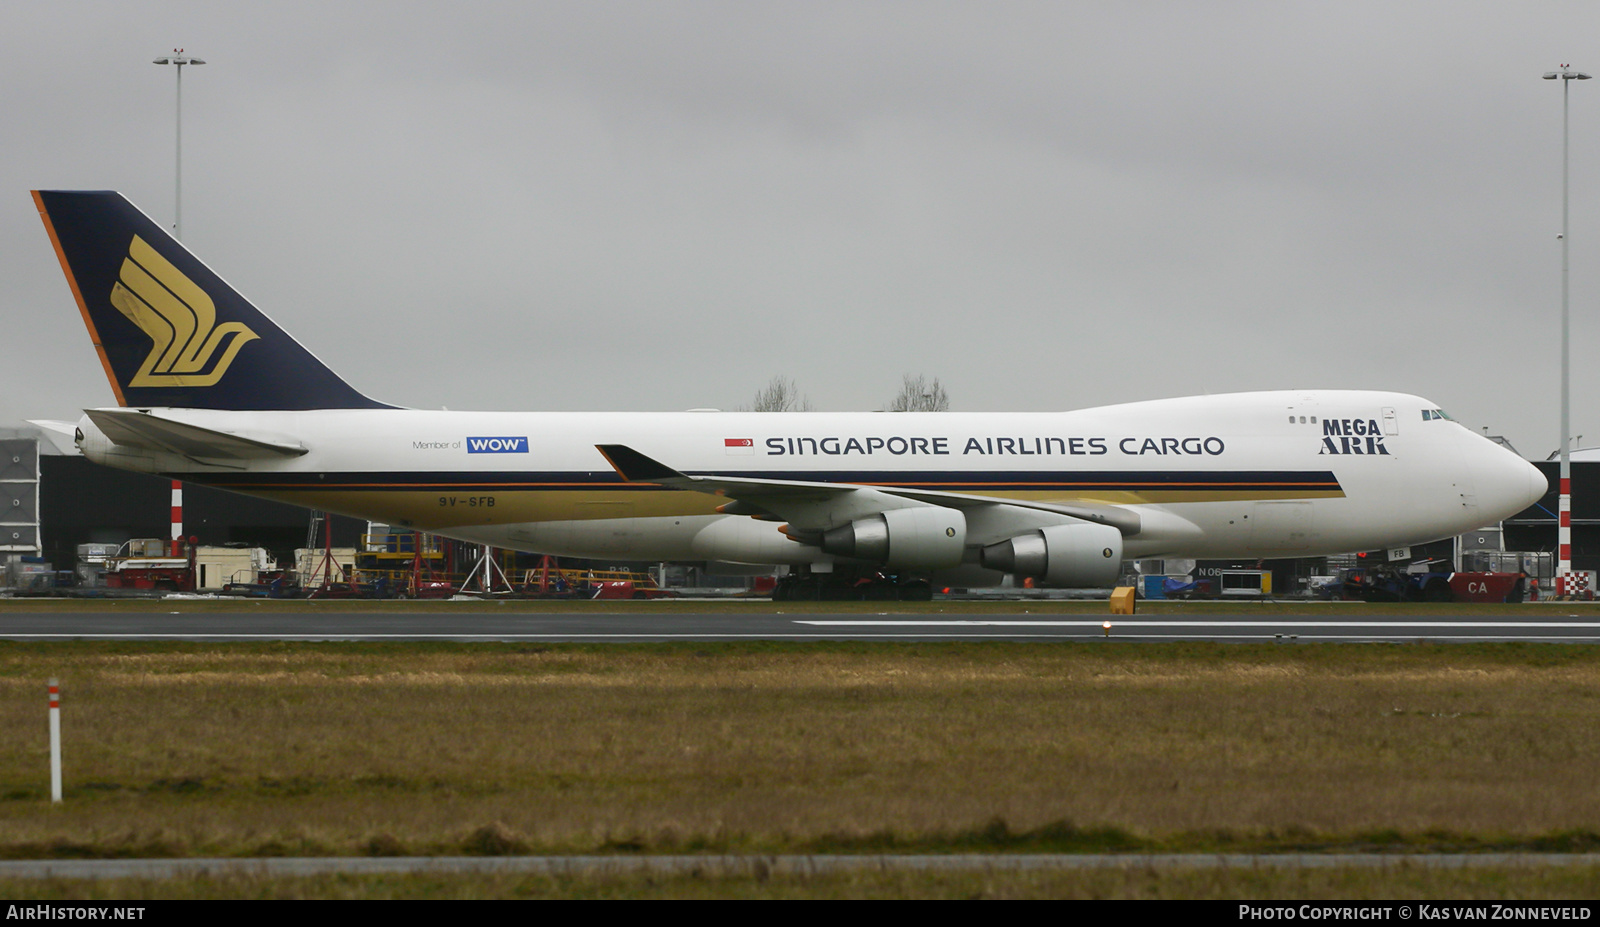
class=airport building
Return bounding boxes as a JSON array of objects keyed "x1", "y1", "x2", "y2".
[{"x1": 1506, "y1": 457, "x2": 1595, "y2": 566}]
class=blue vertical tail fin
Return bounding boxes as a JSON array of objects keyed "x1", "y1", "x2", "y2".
[{"x1": 34, "y1": 190, "x2": 390, "y2": 410}]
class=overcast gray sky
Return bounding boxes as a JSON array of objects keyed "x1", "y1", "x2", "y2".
[{"x1": 4, "y1": 1, "x2": 1599, "y2": 459}]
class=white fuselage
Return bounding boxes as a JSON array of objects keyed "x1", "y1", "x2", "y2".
[{"x1": 73, "y1": 389, "x2": 1546, "y2": 574}]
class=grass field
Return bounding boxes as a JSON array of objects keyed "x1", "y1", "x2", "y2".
[
  {"x1": 3, "y1": 599, "x2": 1600, "y2": 897},
  {"x1": 8, "y1": 863, "x2": 1600, "y2": 900}
]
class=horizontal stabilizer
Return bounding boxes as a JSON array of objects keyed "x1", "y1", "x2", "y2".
[
  {"x1": 85, "y1": 408, "x2": 308, "y2": 460},
  {"x1": 25, "y1": 420, "x2": 82, "y2": 456}
]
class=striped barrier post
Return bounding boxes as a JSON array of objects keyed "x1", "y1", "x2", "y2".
[
  {"x1": 170, "y1": 480, "x2": 183, "y2": 557},
  {"x1": 48, "y1": 678, "x2": 61, "y2": 803}
]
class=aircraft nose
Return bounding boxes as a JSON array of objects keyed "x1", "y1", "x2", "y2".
[
  {"x1": 1524, "y1": 457, "x2": 1550, "y2": 509},
  {"x1": 1475, "y1": 443, "x2": 1548, "y2": 522}
]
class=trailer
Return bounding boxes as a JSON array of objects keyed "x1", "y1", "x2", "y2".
[
  {"x1": 520, "y1": 559, "x2": 678, "y2": 599},
  {"x1": 1447, "y1": 572, "x2": 1526, "y2": 603}
]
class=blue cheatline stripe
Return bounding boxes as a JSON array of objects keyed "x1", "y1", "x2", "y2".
[{"x1": 167, "y1": 468, "x2": 1343, "y2": 494}]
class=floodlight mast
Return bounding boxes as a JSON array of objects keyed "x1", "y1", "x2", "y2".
[
  {"x1": 152, "y1": 49, "x2": 205, "y2": 240},
  {"x1": 152, "y1": 49, "x2": 205, "y2": 558},
  {"x1": 1544, "y1": 64, "x2": 1590, "y2": 590}
]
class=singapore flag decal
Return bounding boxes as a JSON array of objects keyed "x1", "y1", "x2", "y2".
[{"x1": 725, "y1": 437, "x2": 754, "y2": 456}]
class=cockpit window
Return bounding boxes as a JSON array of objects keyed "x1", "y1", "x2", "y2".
[{"x1": 1422, "y1": 408, "x2": 1454, "y2": 422}]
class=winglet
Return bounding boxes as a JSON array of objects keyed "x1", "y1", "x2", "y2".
[{"x1": 595, "y1": 444, "x2": 685, "y2": 483}]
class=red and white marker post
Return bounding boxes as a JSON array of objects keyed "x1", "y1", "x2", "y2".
[
  {"x1": 170, "y1": 480, "x2": 183, "y2": 557},
  {"x1": 48, "y1": 678, "x2": 61, "y2": 803}
]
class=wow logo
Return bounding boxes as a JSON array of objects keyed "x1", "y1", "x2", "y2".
[{"x1": 466, "y1": 436, "x2": 529, "y2": 454}]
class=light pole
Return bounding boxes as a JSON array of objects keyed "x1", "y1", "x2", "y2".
[
  {"x1": 152, "y1": 49, "x2": 205, "y2": 239},
  {"x1": 1545, "y1": 64, "x2": 1590, "y2": 592},
  {"x1": 152, "y1": 49, "x2": 204, "y2": 559}
]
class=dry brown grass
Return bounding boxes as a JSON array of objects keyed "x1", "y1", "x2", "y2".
[
  {"x1": 8, "y1": 864, "x2": 1600, "y2": 900},
  {"x1": 1, "y1": 642, "x2": 1599, "y2": 858}
]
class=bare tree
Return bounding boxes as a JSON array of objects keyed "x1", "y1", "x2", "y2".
[
  {"x1": 886, "y1": 374, "x2": 950, "y2": 412},
  {"x1": 744, "y1": 375, "x2": 814, "y2": 412}
]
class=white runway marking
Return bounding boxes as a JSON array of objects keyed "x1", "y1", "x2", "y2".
[{"x1": 798, "y1": 620, "x2": 1600, "y2": 628}]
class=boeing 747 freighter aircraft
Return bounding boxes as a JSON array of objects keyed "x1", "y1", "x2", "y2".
[{"x1": 30, "y1": 191, "x2": 1546, "y2": 598}]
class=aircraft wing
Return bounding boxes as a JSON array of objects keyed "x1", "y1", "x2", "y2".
[
  {"x1": 595, "y1": 443, "x2": 1140, "y2": 536},
  {"x1": 84, "y1": 408, "x2": 309, "y2": 461}
]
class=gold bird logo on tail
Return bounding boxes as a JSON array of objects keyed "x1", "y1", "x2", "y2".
[{"x1": 109, "y1": 235, "x2": 258, "y2": 387}]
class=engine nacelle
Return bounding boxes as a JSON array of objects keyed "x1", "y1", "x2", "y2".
[
  {"x1": 819, "y1": 506, "x2": 966, "y2": 569},
  {"x1": 978, "y1": 521, "x2": 1124, "y2": 587}
]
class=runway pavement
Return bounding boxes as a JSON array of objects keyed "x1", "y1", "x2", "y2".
[{"x1": 5, "y1": 606, "x2": 1600, "y2": 642}]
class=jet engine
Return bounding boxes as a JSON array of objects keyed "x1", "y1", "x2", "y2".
[
  {"x1": 978, "y1": 521, "x2": 1124, "y2": 587},
  {"x1": 819, "y1": 506, "x2": 966, "y2": 569}
]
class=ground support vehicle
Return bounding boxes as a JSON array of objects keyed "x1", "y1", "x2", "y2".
[
  {"x1": 220, "y1": 573, "x2": 303, "y2": 598},
  {"x1": 1316, "y1": 566, "x2": 1525, "y2": 603},
  {"x1": 102, "y1": 538, "x2": 197, "y2": 593}
]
